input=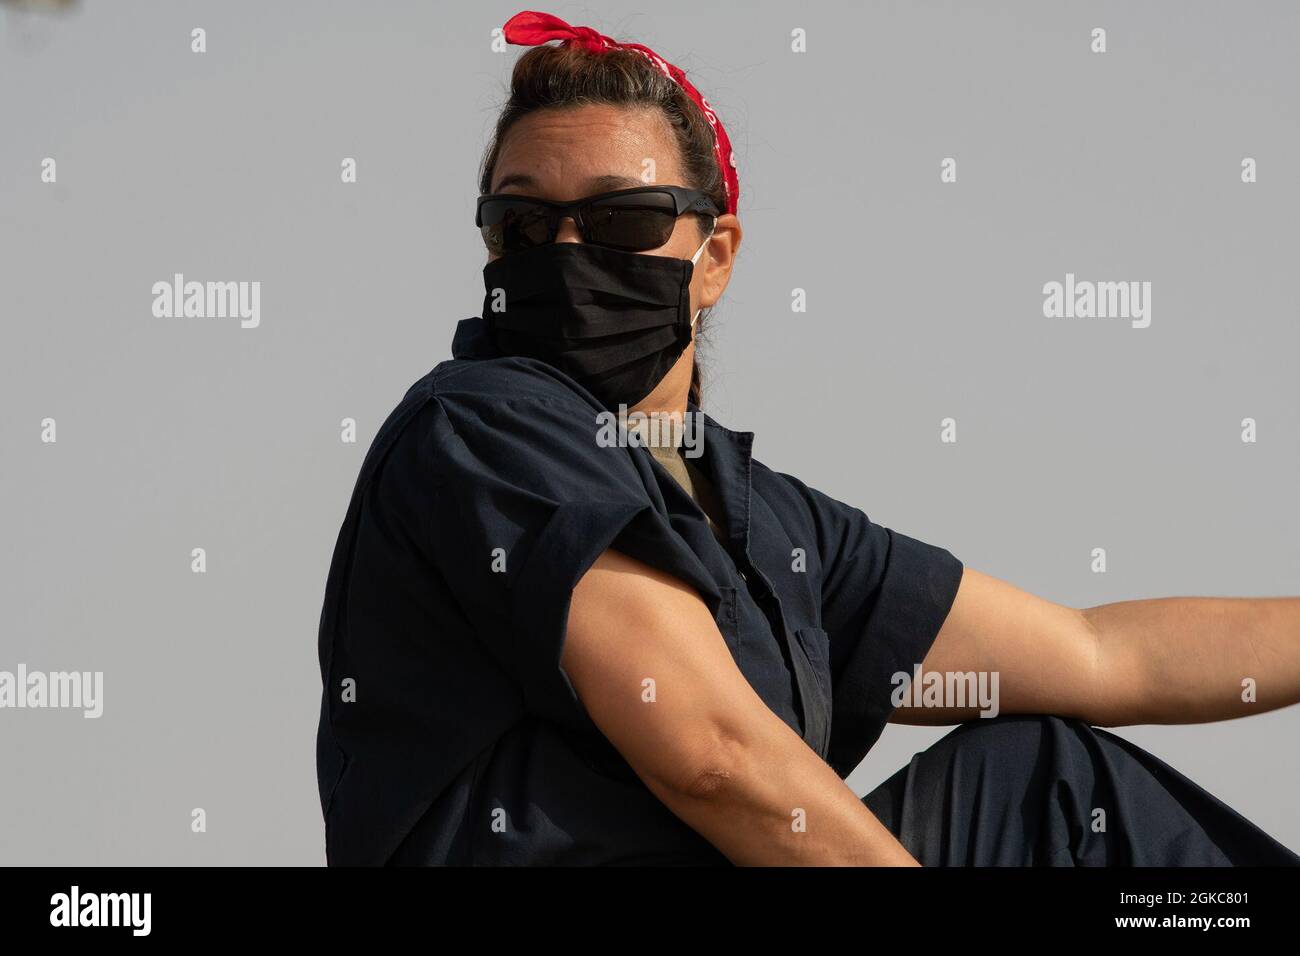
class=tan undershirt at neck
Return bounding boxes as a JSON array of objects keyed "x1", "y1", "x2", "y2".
[{"x1": 629, "y1": 417, "x2": 727, "y2": 542}]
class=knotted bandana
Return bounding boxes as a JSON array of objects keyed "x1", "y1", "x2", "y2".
[{"x1": 501, "y1": 10, "x2": 739, "y2": 216}]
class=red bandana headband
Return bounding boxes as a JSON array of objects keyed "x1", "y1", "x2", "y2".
[{"x1": 501, "y1": 10, "x2": 739, "y2": 216}]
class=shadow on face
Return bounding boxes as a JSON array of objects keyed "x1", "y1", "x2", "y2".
[{"x1": 486, "y1": 103, "x2": 707, "y2": 262}]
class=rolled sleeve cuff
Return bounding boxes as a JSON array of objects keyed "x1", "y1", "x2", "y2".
[
  {"x1": 510, "y1": 498, "x2": 720, "y2": 729},
  {"x1": 828, "y1": 530, "x2": 964, "y2": 776}
]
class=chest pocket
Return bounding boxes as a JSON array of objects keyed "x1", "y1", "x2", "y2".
[
  {"x1": 791, "y1": 625, "x2": 833, "y2": 760},
  {"x1": 726, "y1": 559, "x2": 831, "y2": 762}
]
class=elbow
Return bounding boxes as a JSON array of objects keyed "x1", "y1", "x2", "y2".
[
  {"x1": 651, "y1": 726, "x2": 754, "y2": 804},
  {"x1": 682, "y1": 763, "x2": 736, "y2": 801},
  {"x1": 1078, "y1": 606, "x2": 1104, "y2": 679}
]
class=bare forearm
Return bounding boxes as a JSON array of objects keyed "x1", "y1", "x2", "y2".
[
  {"x1": 569, "y1": 548, "x2": 916, "y2": 866},
  {"x1": 1084, "y1": 596, "x2": 1300, "y2": 725},
  {"x1": 644, "y1": 713, "x2": 918, "y2": 866}
]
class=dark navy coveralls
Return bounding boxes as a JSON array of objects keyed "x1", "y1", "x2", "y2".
[{"x1": 316, "y1": 317, "x2": 1299, "y2": 866}]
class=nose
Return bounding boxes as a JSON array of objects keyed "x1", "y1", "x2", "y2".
[{"x1": 554, "y1": 216, "x2": 583, "y2": 244}]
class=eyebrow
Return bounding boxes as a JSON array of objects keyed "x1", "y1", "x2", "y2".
[{"x1": 490, "y1": 172, "x2": 647, "y2": 196}]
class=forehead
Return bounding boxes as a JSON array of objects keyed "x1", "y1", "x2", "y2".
[{"x1": 490, "y1": 103, "x2": 684, "y2": 199}]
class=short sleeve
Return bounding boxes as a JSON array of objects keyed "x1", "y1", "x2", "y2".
[
  {"x1": 792, "y1": 480, "x2": 964, "y2": 776},
  {"x1": 425, "y1": 361, "x2": 721, "y2": 729}
]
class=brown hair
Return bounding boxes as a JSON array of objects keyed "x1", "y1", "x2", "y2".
[{"x1": 478, "y1": 43, "x2": 728, "y2": 407}]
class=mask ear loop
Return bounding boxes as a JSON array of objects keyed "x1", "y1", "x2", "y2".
[{"x1": 689, "y1": 216, "x2": 717, "y2": 330}]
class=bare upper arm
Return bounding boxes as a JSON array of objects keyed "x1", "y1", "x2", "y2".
[
  {"x1": 562, "y1": 547, "x2": 780, "y2": 797},
  {"x1": 887, "y1": 567, "x2": 1108, "y2": 725},
  {"x1": 565, "y1": 548, "x2": 924, "y2": 866}
]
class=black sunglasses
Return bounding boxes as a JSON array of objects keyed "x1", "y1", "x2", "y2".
[{"x1": 476, "y1": 185, "x2": 719, "y2": 256}]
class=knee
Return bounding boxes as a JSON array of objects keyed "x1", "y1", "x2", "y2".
[{"x1": 928, "y1": 714, "x2": 1070, "y2": 772}]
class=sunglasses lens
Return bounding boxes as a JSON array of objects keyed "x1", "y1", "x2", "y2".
[
  {"x1": 478, "y1": 189, "x2": 696, "y2": 255},
  {"x1": 479, "y1": 198, "x2": 553, "y2": 255},
  {"x1": 584, "y1": 191, "x2": 678, "y2": 251}
]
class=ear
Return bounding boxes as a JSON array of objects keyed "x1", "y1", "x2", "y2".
[{"x1": 696, "y1": 214, "x2": 741, "y2": 310}]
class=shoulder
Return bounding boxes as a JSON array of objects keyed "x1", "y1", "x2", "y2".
[
  {"x1": 751, "y1": 458, "x2": 827, "y2": 526},
  {"x1": 366, "y1": 356, "x2": 605, "y2": 459},
  {"x1": 391, "y1": 357, "x2": 649, "y2": 491},
  {"x1": 749, "y1": 457, "x2": 878, "y2": 558},
  {"x1": 430, "y1": 355, "x2": 603, "y2": 416}
]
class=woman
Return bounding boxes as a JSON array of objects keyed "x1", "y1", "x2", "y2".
[{"x1": 315, "y1": 11, "x2": 1300, "y2": 866}]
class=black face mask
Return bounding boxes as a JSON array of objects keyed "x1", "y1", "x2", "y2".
[{"x1": 481, "y1": 238, "x2": 708, "y2": 410}]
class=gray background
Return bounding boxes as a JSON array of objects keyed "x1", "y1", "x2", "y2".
[{"x1": 2, "y1": 0, "x2": 1296, "y2": 864}]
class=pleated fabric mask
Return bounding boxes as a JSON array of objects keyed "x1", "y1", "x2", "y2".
[{"x1": 482, "y1": 234, "x2": 709, "y2": 409}]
